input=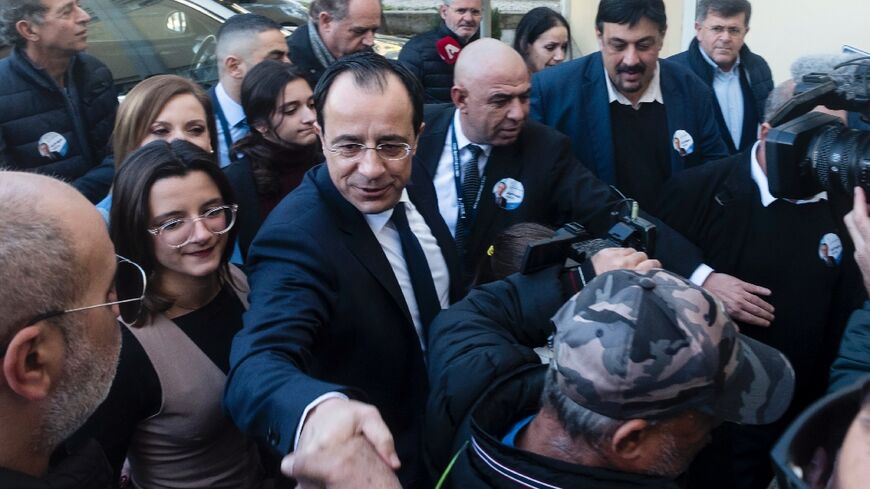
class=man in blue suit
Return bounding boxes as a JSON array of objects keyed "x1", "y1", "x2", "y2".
[
  {"x1": 224, "y1": 53, "x2": 461, "y2": 488},
  {"x1": 530, "y1": 0, "x2": 728, "y2": 211}
]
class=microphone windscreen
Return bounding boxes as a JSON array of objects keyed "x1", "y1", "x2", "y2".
[{"x1": 436, "y1": 36, "x2": 462, "y2": 65}]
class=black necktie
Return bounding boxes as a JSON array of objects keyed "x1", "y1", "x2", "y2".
[
  {"x1": 455, "y1": 144, "x2": 483, "y2": 256},
  {"x1": 392, "y1": 202, "x2": 441, "y2": 337}
]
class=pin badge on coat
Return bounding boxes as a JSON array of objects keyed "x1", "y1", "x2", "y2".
[
  {"x1": 672, "y1": 130, "x2": 694, "y2": 157},
  {"x1": 492, "y1": 178, "x2": 524, "y2": 210},
  {"x1": 818, "y1": 233, "x2": 843, "y2": 267},
  {"x1": 37, "y1": 132, "x2": 69, "y2": 160}
]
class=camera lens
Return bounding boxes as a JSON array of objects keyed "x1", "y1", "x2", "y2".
[{"x1": 809, "y1": 124, "x2": 870, "y2": 194}]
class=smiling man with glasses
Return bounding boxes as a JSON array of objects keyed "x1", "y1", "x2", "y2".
[
  {"x1": 670, "y1": 0, "x2": 773, "y2": 154},
  {"x1": 0, "y1": 171, "x2": 129, "y2": 488},
  {"x1": 224, "y1": 52, "x2": 462, "y2": 488}
]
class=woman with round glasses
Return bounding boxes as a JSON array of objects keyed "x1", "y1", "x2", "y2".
[
  {"x1": 82, "y1": 139, "x2": 264, "y2": 488},
  {"x1": 96, "y1": 75, "x2": 217, "y2": 221},
  {"x1": 224, "y1": 61, "x2": 320, "y2": 262}
]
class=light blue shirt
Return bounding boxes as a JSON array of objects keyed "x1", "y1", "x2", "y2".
[
  {"x1": 700, "y1": 47, "x2": 744, "y2": 149},
  {"x1": 214, "y1": 83, "x2": 248, "y2": 168}
]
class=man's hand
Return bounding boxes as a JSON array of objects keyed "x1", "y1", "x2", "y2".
[
  {"x1": 296, "y1": 398, "x2": 400, "y2": 474},
  {"x1": 844, "y1": 186, "x2": 870, "y2": 295},
  {"x1": 591, "y1": 247, "x2": 661, "y2": 274},
  {"x1": 703, "y1": 272, "x2": 775, "y2": 327},
  {"x1": 282, "y1": 436, "x2": 401, "y2": 489}
]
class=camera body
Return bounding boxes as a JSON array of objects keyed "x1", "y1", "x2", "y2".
[
  {"x1": 520, "y1": 201, "x2": 656, "y2": 274},
  {"x1": 767, "y1": 60, "x2": 870, "y2": 199}
]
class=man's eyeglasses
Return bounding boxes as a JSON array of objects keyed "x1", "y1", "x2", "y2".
[
  {"x1": 326, "y1": 143, "x2": 414, "y2": 161},
  {"x1": 26, "y1": 255, "x2": 146, "y2": 329},
  {"x1": 704, "y1": 25, "x2": 746, "y2": 37},
  {"x1": 147, "y1": 204, "x2": 238, "y2": 249}
]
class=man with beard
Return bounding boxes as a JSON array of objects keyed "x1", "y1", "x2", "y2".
[
  {"x1": 530, "y1": 0, "x2": 728, "y2": 212},
  {"x1": 0, "y1": 172, "x2": 131, "y2": 488},
  {"x1": 399, "y1": 0, "x2": 482, "y2": 103}
]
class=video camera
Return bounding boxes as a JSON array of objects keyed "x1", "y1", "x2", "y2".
[
  {"x1": 766, "y1": 56, "x2": 870, "y2": 199},
  {"x1": 520, "y1": 199, "x2": 656, "y2": 274}
]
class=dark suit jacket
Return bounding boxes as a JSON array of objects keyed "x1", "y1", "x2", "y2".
[
  {"x1": 286, "y1": 23, "x2": 326, "y2": 87},
  {"x1": 223, "y1": 158, "x2": 260, "y2": 262},
  {"x1": 224, "y1": 162, "x2": 460, "y2": 487},
  {"x1": 669, "y1": 38, "x2": 773, "y2": 154},
  {"x1": 530, "y1": 51, "x2": 728, "y2": 185},
  {"x1": 415, "y1": 103, "x2": 704, "y2": 281}
]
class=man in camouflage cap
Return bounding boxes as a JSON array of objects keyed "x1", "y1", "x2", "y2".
[{"x1": 442, "y1": 268, "x2": 795, "y2": 488}]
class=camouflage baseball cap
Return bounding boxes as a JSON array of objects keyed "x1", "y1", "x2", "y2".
[{"x1": 551, "y1": 269, "x2": 795, "y2": 425}]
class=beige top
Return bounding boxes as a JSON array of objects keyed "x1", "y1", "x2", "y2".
[{"x1": 126, "y1": 266, "x2": 263, "y2": 489}]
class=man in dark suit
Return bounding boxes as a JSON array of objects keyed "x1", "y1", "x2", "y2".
[
  {"x1": 530, "y1": 0, "x2": 728, "y2": 211},
  {"x1": 416, "y1": 38, "x2": 731, "y2": 291},
  {"x1": 210, "y1": 14, "x2": 288, "y2": 167},
  {"x1": 657, "y1": 81, "x2": 865, "y2": 489},
  {"x1": 669, "y1": 0, "x2": 773, "y2": 155},
  {"x1": 224, "y1": 53, "x2": 461, "y2": 488}
]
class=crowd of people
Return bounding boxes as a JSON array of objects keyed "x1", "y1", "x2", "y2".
[{"x1": 0, "y1": 0, "x2": 867, "y2": 488}]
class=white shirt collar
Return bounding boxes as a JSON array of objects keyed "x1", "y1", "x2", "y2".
[
  {"x1": 750, "y1": 140, "x2": 827, "y2": 207},
  {"x1": 453, "y1": 109, "x2": 493, "y2": 157},
  {"x1": 605, "y1": 60, "x2": 663, "y2": 109},
  {"x1": 215, "y1": 82, "x2": 246, "y2": 127},
  {"x1": 364, "y1": 189, "x2": 412, "y2": 234},
  {"x1": 698, "y1": 45, "x2": 741, "y2": 75}
]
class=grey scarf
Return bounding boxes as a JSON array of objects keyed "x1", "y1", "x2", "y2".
[{"x1": 307, "y1": 19, "x2": 337, "y2": 69}]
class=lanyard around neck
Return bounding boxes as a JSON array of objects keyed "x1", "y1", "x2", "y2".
[{"x1": 451, "y1": 122, "x2": 486, "y2": 224}]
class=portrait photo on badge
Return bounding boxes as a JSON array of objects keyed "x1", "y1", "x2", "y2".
[
  {"x1": 37, "y1": 132, "x2": 69, "y2": 160},
  {"x1": 492, "y1": 178, "x2": 524, "y2": 210},
  {"x1": 672, "y1": 129, "x2": 694, "y2": 157},
  {"x1": 818, "y1": 232, "x2": 843, "y2": 267}
]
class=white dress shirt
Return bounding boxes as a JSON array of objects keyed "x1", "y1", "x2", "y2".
[
  {"x1": 364, "y1": 189, "x2": 451, "y2": 350},
  {"x1": 434, "y1": 109, "x2": 494, "y2": 236},
  {"x1": 214, "y1": 83, "x2": 248, "y2": 168},
  {"x1": 700, "y1": 48, "x2": 745, "y2": 149},
  {"x1": 294, "y1": 190, "x2": 450, "y2": 451}
]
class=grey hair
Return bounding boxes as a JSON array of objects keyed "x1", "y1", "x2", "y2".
[
  {"x1": 542, "y1": 366, "x2": 624, "y2": 448},
  {"x1": 0, "y1": 183, "x2": 81, "y2": 352},
  {"x1": 763, "y1": 79, "x2": 796, "y2": 122},
  {"x1": 695, "y1": 0, "x2": 752, "y2": 25},
  {"x1": 0, "y1": 0, "x2": 45, "y2": 48},
  {"x1": 310, "y1": 0, "x2": 351, "y2": 21}
]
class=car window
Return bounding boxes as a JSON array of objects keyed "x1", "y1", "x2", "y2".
[{"x1": 84, "y1": 0, "x2": 222, "y2": 95}]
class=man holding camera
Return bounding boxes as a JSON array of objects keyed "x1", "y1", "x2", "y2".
[{"x1": 657, "y1": 80, "x2": 865, "y2": 489}]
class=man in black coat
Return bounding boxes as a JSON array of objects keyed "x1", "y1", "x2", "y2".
[
  {"x1": 669, "y1": 0, "x2": 773, "y2": 154},
  {"x1": 0, "y1": 0, "x2": 117, "y2": 203},
  {"x1": 398, "y1": 0, "x2": 481, "y2": 103},
  {"x1": 657, "y1": 83, "x2": 865, "y2": 489},
  {"x1": 224, "y1": 54, "x2": 461, "y2": 488},
  {"x1": 286, "y1": 0, "x2": 381, "y2": 86}
]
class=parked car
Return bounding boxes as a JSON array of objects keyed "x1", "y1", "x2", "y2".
[
  {"x1": 224, "y1": 0, "x2": 308, "y2": 27},
  {"x1": 0, "y1": 0, "x2": 405, "y2": 96}
]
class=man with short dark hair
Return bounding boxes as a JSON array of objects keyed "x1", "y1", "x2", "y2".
[
  {"x1": 224, "y1": 53, "x2": 461, "y2": 488},
  {"x1": 0, "y1": 0, "x2": 117, "y2": 203},
  {"x1": 530, "y1": 0, "x2": 728, "y2": 211},
  {"x1": 429, "y1": 268, "x2": 795, "y2": 487},
  {"x1": 212, "y1": 14, "x2": 288, "y2": 167},
  {"x1": 0, "y1": 172, "x2": 130, "y2": 488},
  {"x1": 657, "y1": 80, "x2": 865, "y2": 489},
  {"x1": 399, "y1": 0, "x2": 481, "y2": 103},
  {"x1": 286, "y1": 0, "x2": 381, "y2": 86},
  {"x1": 669, "y1": 0, "x2": 773, "y2": 155}
]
